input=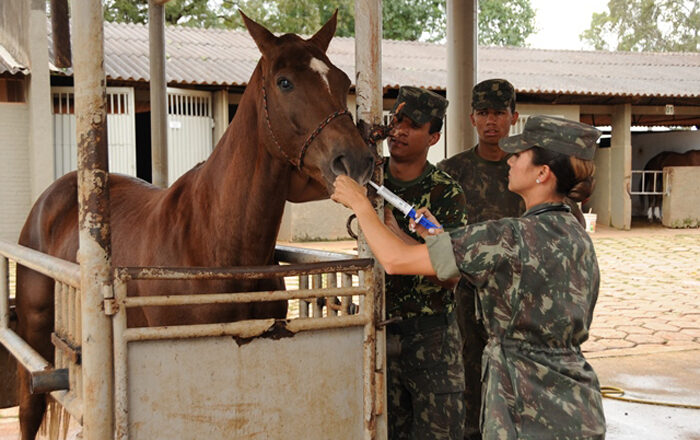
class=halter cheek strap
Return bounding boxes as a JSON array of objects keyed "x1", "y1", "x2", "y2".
[{"x1": 261, "y1": 75, "x2": 353, "y2": 170}]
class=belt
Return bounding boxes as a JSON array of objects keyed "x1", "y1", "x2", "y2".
[{"x1": 386, "y1": 312, "x2": 452, "y2": 335}]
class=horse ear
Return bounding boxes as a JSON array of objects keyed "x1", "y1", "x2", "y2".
[
  {"x1": 308, "y1": 9, "x2": 338, "y2": 52},
  {"x1": 239, "y1": 10, "x2": 277, "y2": 56}
]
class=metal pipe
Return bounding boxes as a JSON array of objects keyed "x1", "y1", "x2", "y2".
[
  {"x1": 50, "y1": 0, "x2": 72, "y2": 68},
  {"x1": 113, "y1": 277, "x2": 129, "y2": 440},
  {"x1": 120, "y1": 286, "x2": 367, "y2": 308},
  {"x1": 0, "y1": 241, "x2": 80, "y2": 288},
  {"x1": 0, "y1": 328, "x2": 51, "y2": 373},
  {"x1": 0, "y1": 256, "x2": 8, "y2": 329},
  {"x1": 123, "y1": 314, "x2": 369, "y2": 342},
  {"x1": 274, "y1": 245, "x2": 355, "y2": 263},
  {"x1": 30, "y1": 368, "x2": 69, "y2": 394},
  {"x1": 355, "y1": 2, "x2": 385, "y2": 436},
  {"x1": 116, "y1": 259, "x2": 373, "y2": 281},
  {"x1": 72, "y1": 1, "x2": 115, "y2": 437},
  {"x1": 149, "y1": 0, "x2": 169, "y2": 187}
]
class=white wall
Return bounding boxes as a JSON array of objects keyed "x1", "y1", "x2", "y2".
[
  {"x1": 630, "y1": 129, "x2": 700, "y2": 216},
  {"x1": 0, "y1": 103, "x2": 31, "y2": 242}
]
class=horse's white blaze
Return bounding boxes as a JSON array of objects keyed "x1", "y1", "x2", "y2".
[{"x1": 309, "y1": 57, "x2": 331, "y2": 92}]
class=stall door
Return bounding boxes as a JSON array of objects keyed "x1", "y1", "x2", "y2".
[
  {"x1": 167, "y1": 88, "x2": 214, "y2": 185},
  {"x1": 52, "y1": 87, "x2": 136, "y2": 178}
]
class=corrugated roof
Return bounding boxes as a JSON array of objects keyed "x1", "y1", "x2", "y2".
[
  {"x1": 40, "y1": 21, "x2": 700, "y2": 99},
  {"x1": 0, "y1": 44, "x2": 29, "y2": 75}
]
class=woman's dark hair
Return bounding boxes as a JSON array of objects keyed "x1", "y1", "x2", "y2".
[{"x1": 531, "y1": 146, "x2": 596, "y2": 202}]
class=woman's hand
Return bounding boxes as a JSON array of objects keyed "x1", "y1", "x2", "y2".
[
  {"x1": 409, "y1": 207, "x2": 443, "y2": 238},
  {"x1": 331, "y1": 175, "x2": 370, "y2": 211}
]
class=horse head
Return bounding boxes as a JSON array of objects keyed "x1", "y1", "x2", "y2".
[{"x1": 241, "y1": 11, "x2": 375, "y2": 194}]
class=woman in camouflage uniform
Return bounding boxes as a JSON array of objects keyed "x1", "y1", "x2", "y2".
[{"x1": 332, "y1": 115, "x2": 606, "y2": 439}]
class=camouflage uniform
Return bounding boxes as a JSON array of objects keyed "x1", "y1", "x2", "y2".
[
  {"x1": 437, "y1": 79, "x2": 524, "y2": 440},
  {"x1": 426, "y1": 116, "x2": 606, "y2": 439},
  {"x1": 384, "y1": 86, "x2": 468, "y2": 440}
]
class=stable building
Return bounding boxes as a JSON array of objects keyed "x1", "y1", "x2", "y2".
[{"x1": 1, "y1": 18, "x2": 699, "y2": 242}]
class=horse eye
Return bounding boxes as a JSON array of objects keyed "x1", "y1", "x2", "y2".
[{"x1": 277, "y1": 77, "x2": 293, "y2": 91}]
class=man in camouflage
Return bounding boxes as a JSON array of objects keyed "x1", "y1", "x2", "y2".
[
  {"x1": 426, "y1": 115, "x2": 606, "y2": 439},
  {"x1": 437, "y1": 79, "x2": 522, "y2": 440},
  {"x1": 383, "y1": 86, "x2": 467, "y2": 439}
]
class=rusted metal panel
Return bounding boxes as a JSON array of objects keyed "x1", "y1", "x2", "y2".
[{"x1": 125, "y1": 329, "x2": 365, "y2": 439}]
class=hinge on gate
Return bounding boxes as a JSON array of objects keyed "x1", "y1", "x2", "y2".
[{"x1": 103, "y1": 298, "x2": 118, "y2": 316}]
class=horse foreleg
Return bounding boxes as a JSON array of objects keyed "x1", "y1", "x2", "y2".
[
  {"x1": 647, "y1": 206, "x2": 654, "y2": 223},
  {"x1": 654, "y1": 205, "x2": 662, "y2": 222},
  {"x1": 16, "y1": 269, "x2": 55, "y2": 440},
  {"x1": 17, "y1": 367, "x2": 46, "y2": 440}
]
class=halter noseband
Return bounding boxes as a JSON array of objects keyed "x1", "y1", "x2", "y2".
[{"x1": 261, "y1": 74, "x2": 353, "y2": 170}]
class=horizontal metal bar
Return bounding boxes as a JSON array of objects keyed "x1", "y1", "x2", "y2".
[
  {"x1": 274, "y1": 245, "x2": 355, "y2": 263},
  {"x1": 0, "y1": 327, "x2": 51, "y2": 373},
  {"x1": 0, "y1": 241, "x2": 80, "y2": 288},
  {"x1": 51, "y1": 332, "x2": 81, "y2": 364},
  {"x1": 122, "y1": 314, "x2": 369, "y2": 342},
  {"x1": 31, "y1": 368, "x2": 69, "y2": 394},
  {"x1": 115, "y1": 259, "x2": 373, "y2": 282},
  {"x1": 121, "y1": 286, "x2": 366, "y2": 308},
  {"x1": 50, "y1": 389, "x2": 83, "y2": 424}
]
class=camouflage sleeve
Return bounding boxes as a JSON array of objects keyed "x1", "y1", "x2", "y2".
[
  {"x1": 430, "y1": 171, "x2": 468, "y2": 229},
  {"x1": 448, "y1": 219, "x2": 518, "y2": 288}
]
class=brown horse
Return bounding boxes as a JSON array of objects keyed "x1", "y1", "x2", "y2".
[
  {"x1": 14, "y1": 12, "x2": 374, "y2": 440},
  {"x1": 643, "y1": 149, "x2": 700, "y2": 222}
]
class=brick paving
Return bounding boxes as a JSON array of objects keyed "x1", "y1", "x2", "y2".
[{"x1": 583, "y1": 228, "x2": 700, "y2": 358}]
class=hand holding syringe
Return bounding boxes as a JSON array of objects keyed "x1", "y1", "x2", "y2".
[{"x1": 368, "y1": 181, "x2": 442, "y2": 233}]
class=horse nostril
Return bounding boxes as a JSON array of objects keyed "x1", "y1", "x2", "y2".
[{"x1": 331, "y1": 155, "x2": 350, "y2": 176}]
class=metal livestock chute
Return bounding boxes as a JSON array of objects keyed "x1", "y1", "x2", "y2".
[{"x1": 0, "y1": 242, "x2": 384, "y2": 439}]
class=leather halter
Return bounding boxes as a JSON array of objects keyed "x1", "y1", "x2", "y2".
[{"x1": 261, "y1": 75, "x2": 353, "y2": 170}]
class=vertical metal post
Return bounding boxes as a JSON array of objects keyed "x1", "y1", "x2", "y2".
[
  {"x1": 71, "y1": 1, "x2": 115, "y2": 438},
  {"x1": 149, "y1": 1, "x2": 169, "y2": 187},
  {"x1": 0, "y1": 257, "x2": 8, "y2": 329},
  {"x1": 446, "y1": 0, "x2": 478, "y2": 157},
  {"x1": 355, "y1": 0, "x2": 386, "y2": 438}
]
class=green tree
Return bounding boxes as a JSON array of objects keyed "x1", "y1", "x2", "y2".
[
  {"x1": 580, "y1": 0, "x2": 700, "y2": 52},
  {"x1": 102, "y1": 0, "x2": 537, "y2": 46},
  {"x1": 103, "y1": 0, "x2": 222, "y2": 28},
  {"x1": 478, "y1": 0, "x2": 536, "y2": 46}
]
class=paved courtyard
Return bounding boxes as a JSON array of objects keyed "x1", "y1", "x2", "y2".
[{"x1": 1, "y1": 223, "x2": 699, "y2": 438}]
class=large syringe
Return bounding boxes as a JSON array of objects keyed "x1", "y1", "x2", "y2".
[{"x1": 368, "y1": 181, "x2": 442, "y2": 232}]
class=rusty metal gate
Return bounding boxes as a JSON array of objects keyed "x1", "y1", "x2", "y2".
[{"x1": 0, "y1": 242, "x2": 383, "y2": 439}]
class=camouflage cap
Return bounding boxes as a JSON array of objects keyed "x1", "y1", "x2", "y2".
[
  {"x1": 471, "y1": 79, "x2": 516, "y2": 111},
  {"x1": 391, "y1": 86, "x2": 448, "y2": 126},
  {"x1": 499, "y1": 115, "x2": 601, "y2": 161}
]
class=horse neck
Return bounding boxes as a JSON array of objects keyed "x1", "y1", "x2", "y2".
[{"x1": 186, "y1": 75, "x2": 293, "y2": 265}]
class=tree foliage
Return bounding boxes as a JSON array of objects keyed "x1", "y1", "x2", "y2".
[
  {"x1": 580, "y1": 0, "x2": 700, "y2": 52},
  {"x1": 478, "y1": 0, "x2": 536, "y2": 46},
  {"x1": 101, "y1": 0, "x2": 537, "y2": 46},
  {"x1": 103, "y1": 0, "x2": 221, "y2": 27}
]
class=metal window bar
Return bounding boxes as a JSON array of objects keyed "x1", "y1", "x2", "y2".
[{"x1": 630, "y1": 170, "x2": 666, "y2": 195}]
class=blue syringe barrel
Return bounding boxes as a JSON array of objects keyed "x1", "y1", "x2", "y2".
[{"x1": 369, "y1": 181, "x2": 442, "y2": 231}]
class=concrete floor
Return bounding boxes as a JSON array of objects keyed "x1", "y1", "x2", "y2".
[{"x1": 590, "y1": 349, "x2": 700, "y2": 440}]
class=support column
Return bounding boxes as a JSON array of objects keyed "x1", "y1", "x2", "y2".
[
  {"x1": 212, "y1": 89, "x2": 229, "y2": 147},
  {"x1": 610, "y1": 104, "x2": 632, "y2": 229},
  {"x1": 149, "y1": 1, "x2": 168, "y2": 187},
  {"x1": 446, "y1": 0, "x2": 477, "y2": 157},
  {"x1": 71, "y1": 0, "x2": 115, "y2": 438},
  {"x1": 28, "y1": 0, "x2": 53, "y2": 200},
  {"x1": 355, "y1": 1, "x2": 386, "y2": 438}
]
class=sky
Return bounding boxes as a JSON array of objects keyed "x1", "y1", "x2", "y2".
[{"x1": 525, "y1": 0, "x2": 611, "y2": 50}]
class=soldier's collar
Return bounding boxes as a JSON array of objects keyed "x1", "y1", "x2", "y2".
[{"x1": 523, "y1": 202, "x2": 571, "y2": 217}]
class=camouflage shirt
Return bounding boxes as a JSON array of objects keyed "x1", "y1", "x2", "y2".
[
  {"x1": 427, "y1": 203, "x2": 606, "y2": 439},
  {"x1": 437, "y1": 146, "x2": 525, "y2": 223},
  {"x1": 384, "y1": 161, "x2": 468, "y2": 319}
]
